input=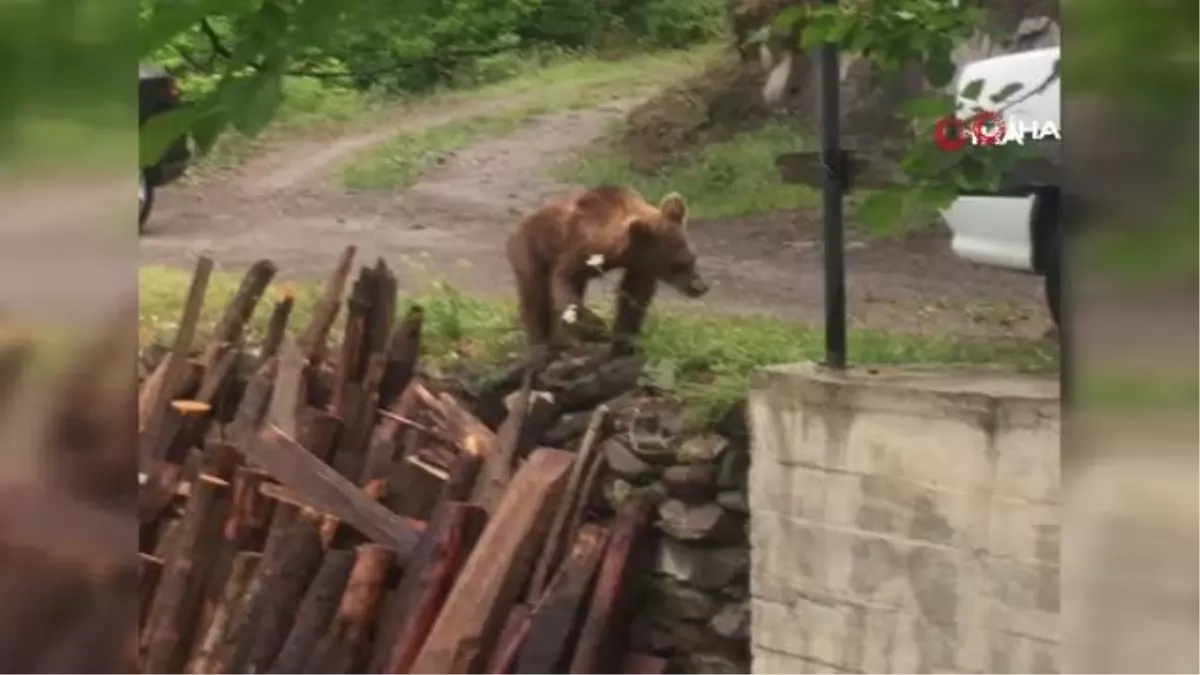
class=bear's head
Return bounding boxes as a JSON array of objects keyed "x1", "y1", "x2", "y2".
[{"x1": 628, "y1": 192, "x2": 709, "y2": 298}]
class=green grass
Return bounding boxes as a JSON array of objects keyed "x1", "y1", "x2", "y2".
[
  {"x1": 556, "y1": 120, "x2": 820, "y2": 220},
  {"x1": 139, "y1": 265, "x2": 1060, "y2": 420}
]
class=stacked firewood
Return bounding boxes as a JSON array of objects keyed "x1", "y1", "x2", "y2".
[{"x1": 136, "y1": 247, "x2": 753, "y2": 675}]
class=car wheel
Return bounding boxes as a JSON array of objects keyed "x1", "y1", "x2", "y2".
[
  {"x1": 1044, "y1": 230, "x2": 1061, "y2": 329},
  {"x1": 139, "y1": 170, "x2": 154, "y2": 234}
]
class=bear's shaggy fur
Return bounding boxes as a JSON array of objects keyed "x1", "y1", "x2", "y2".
[{"x1": 506, "y1": 185, "x2": 709, "y2": 355}]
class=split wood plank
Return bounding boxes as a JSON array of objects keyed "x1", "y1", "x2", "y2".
[
  {"x1": 568, "y1": 498, "x2": 656, "y2": 674},
  {"x1": 140, "y1": 256, "x2": 212, "y2": 465},
  {"x1": 513, "y1": 524, "x2": 610, "y2": 674},
  {"x1": 528, "y1": 405, "x2": 608, "y2": 597},
  {"x1": 257, "y1": 480, "x2": 428, "y2": 535},
  {"x1": 378, "y1": 502, "x2": 487, "y2": 674},
  {"x1": 235, "y1": 424, "x2": 421, "y2": 560},
  {"x1": 408, "y1": 448, "x2": 575, "y2": 674}
]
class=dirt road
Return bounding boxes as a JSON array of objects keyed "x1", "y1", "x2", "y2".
[{"x1": 139, "y1": 99, "x2": 1050, "y2": 339}]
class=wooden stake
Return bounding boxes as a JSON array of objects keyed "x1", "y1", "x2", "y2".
[
  {"x1": 379, "y1": 305, "x2": 423, "y2": 409},
  {"x1": 142, "y1": 473, "x2": 230, "y2": 673},
  {"x1": 140, "y1": 256, "x2": 212, "y2": 464},
  {"x1": 202, "y1": 259, "x2": 277, "y2": 369},
  {"x1": 187, "y1": 551, "x2": 261, "y2": 674},
  {"x1": 241, "y1": 514, "x2": 326, "y2": 673},
  {"x1": 259, "y1": 287, "x2": 295, "y2": 363},
  {"x1": 304, "y1": 544, "x2": 396, "y2": 673},
  {"x1": 299, "y1": 245, "x2": 356, "y2": 365},
  {"x1": 377, "y1": 502, "x2": 488, "y2": 674},
  {"x1": 269, "y1": 549, "x2": 356, "y2": 673}
]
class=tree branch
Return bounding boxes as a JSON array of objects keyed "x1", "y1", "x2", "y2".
[{"x1": 199, "y1": 19, "x2": 233, "y2": 59}]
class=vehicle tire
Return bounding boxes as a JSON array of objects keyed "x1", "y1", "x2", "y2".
[
  {"x1": 139, "y1": 170, "x2": 154, "y2": 234},
  {"x1": 1044, "y1": 229, "x2": 1061, "y2": 329}
]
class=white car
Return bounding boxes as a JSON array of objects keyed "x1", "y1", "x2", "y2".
[{"x1": 939, "y1": 47, "x2": 1062, "y2": 327}]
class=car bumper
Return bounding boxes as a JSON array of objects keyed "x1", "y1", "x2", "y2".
[
  {"x1": 148, "y1": 138, "x2": 191, "y2": 186},
  {"x1": 940, "y1": 194, "x2": 1037, "y2": 272}
]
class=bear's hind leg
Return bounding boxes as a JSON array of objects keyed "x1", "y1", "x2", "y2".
[{"x1": 508, "y1": 239, "x2": 554, "y2": 348}]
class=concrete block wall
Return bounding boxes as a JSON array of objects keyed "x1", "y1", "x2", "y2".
[{"x1": 747, "y1": 363, "x2": 1060, "y2": 674}]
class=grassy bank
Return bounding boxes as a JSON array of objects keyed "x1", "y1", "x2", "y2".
[
  {"x1": 139, "y1": 265, "x2": 1060, "y2": 420},
  {"x1": 340, "y1": 46, "x2": 721, "y2": 191},
  {"x1": 555, "y1": 121, "x2": 819, "y2": 221}
]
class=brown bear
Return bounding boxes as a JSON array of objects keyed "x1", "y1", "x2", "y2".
[{"x1": 506, "y1": 185, "x2": 710, "y2": 357}]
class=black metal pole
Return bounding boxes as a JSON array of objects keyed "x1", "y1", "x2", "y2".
[{"x1": 819, "y1": 0, "x2": 847, "y2": 369}]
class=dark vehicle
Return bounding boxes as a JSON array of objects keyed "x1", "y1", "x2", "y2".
[{"x1": 138, "y1": 64, "x2": 191, "y2": 232}]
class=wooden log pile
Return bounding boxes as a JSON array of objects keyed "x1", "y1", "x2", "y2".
[{"x1": 137, "y1": 248, "x2": 752, "y2": 674}]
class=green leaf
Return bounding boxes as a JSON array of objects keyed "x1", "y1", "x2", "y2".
[
  {"x1": 900, "y1": 95, "x2": 952, "y2": 121},
  {"x1": 190, "y1": 106, "x2": 229, "y2": 156},
  {"x1": 771, "y1": 4, "x2": 808, "y2": 34},
  {"x1": 798, "y1": 12, "x2": 837, "y2": 47},
  {"x1": 959, "y1": 78, "x2": 985, "y2": 101},
  {"x1": 956, "y1": 153, "x2": 988, "y2": 187},
  {"x1": 139, "y1": 0, "x2": 246, "y2": 59},
  {"x1": 989, "y1": 82, "x2": 1025, "y2": 104},
  {"x1": 139, "y1": 106, "x2": 202, "y2": 168},
  {"x1": 924, "y1": 57, "x2": 957, "y2": 88},
  {"x1": 846, "y1": 22, "x2": 875, "y2": 53},
  {"x1": 225, "y1": 68, "x2": 285, "y2": 137}
]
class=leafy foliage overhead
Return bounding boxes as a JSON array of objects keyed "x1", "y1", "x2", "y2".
[{"x1": 138, "y1": 0, "x2": 725, "y2": 167}]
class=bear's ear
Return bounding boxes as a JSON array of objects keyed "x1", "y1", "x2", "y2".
[{"x1": 659, "y1": 192, "x2": 688, "y2": 224}]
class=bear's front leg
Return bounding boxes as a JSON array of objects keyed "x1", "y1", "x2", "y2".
[
  {"x1": 611, "y1": 271, "x2": 658, "y2": 356},
  {"x1": 549, "y1": 264, "x2": 586, "y2": 350}
]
